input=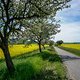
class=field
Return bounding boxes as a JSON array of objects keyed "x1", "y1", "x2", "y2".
[
  {"x1": 0, "y1": 44, "x2": 39, "y2": 59},
  {"x1": 59, "y1": 44, "x2": 80, "y2": 56},
  {"x1": 0, "y1": 46, "x2": 67, "y2": 80},
  {"x1": 61, "y1": 44, "x2": 80, "y2": 50}
]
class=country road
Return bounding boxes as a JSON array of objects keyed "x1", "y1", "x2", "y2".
[{"x1": 54, "y1": 47, "x2": 80, "y2": 80}]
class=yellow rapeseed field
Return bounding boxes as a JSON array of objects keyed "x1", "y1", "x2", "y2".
[
  {"x1": 61, "y1": 44, "x2": 80, "y2": 50},
  {"x1": 0, "y1": 44, "x2": 39, "y2": 59}
]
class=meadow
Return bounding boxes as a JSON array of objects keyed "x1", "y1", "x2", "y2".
[
  {"x1": 0, "y1": 45, "x2": 67, "y2": 80},
  {"x1": 59, "y1": 44, "x2": 80, "y2": 56}
]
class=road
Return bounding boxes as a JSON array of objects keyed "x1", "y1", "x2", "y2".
[{"x1": 54, "y1": 47, "x2": 80, "y2": 80}]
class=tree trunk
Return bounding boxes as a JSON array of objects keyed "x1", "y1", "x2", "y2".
[
  {"x1": 1, "y1": 43, "x2": 15, "y2": 74},
  {"x1": 42, "y1": 45, "x2": 45, "y2": 49},
  {"x1": 38, "y1": 42, "x2": 42, "y2": 52}
]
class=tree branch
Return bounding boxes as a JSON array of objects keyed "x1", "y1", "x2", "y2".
[
  {"x1": 30, "y1": 1, "x2": 49, "y2": 15},
  {"x1": 10, "y1": 13, "x2": 40, "y2": 21}
]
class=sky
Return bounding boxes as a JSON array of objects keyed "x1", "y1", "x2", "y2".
[{"x1": 54, "y1": 0, "x2": 80, "y2": 42}]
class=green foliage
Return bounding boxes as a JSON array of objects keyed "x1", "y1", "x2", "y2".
[
  {"x1": 23, "y1": 18, "x2": 60, "y2": 52},
  {"x1": 0, "y1": 47, "x2": 67, "y2": 80},
  {"x1": 49, "y1": 54, "x2": 62, "y2": 62},
  {"x1": 40, "y1": 50, "x2": 61, "y2": 62},
  {"x1": 23, "y1": 18, "x2": 60, "y2": 42},
  {"x1": 48, "y1": 40, "x2": 54, "y2": 47},
  {"x1": 0, "y1": 0, "x2": 71, "y2": 74},
  {"x1": 56, "y1": 40, "x2": 64, "y2": 46}
]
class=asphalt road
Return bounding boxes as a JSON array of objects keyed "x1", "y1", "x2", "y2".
[{"x1": 54, "y1": 47, "x2": 80, "y2": 80}]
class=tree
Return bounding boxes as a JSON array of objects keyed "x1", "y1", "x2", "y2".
[
  {"x1": 56, "y1": 40, "x2": 63, "y2": 46},
  {"x1": 48, "y1": 40, "x2": 54, "y2": 47},
  {"x1": 23, "y1": 18, "x2": 60, "y2": 52},
  {"x1": 41, "y1": 39, "x2": 48, "y2": 49},
  {"x1": 0, "y1": 0, "x2": 71, "y2": 73}
]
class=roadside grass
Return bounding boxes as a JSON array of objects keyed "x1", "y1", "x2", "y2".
[
  {"x1": 58, "y1": 46, "x2": 80, "y2": 56},
  {"x1": 0, "y1": 47, "x2": 67, "y2": 80}
]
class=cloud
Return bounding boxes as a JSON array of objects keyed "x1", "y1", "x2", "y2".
[
  {"x1": 55, "y1": 22, "x2": 80, "y2": 42},
  {"x1": 55, "y1": 0, "x2": 80, "y2": 23},
  {"x1": 54, "y1": 0, "x2": 80, "y2": 42}
]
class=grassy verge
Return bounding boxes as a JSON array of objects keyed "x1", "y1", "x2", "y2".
[
  {"x1": 0, "y1": 47, "x2": 67, "y2": 80},
  {"x1": 58, "y1": 46, "x2": 80, "y2": 56}
]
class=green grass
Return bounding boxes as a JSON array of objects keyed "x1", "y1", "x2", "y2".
[
  {"x1": 58, "y1": 46, "x2": 80, "y2": 56},
  {"x1": 0, "y1": 47, "x2": 67, "y2": 80}
]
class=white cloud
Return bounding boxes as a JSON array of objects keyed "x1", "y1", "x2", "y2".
[
  {"x1": 55, "y1": 22, "x2": 80, "y2": 42},
  {"x1": 54, "y1": 0, "x2": 80, "y2": 42},
  {"x1": 55, "y1": 0, "x2": 80, "y2": 23}
]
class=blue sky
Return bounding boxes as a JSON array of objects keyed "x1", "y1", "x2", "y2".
[{"x1": 55, "y1": 0, "x2": 80, "y2": 42}]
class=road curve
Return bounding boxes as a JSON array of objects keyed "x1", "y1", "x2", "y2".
[{"x1": 54, "y1": 47, "x2": 80, "y2": 80}]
